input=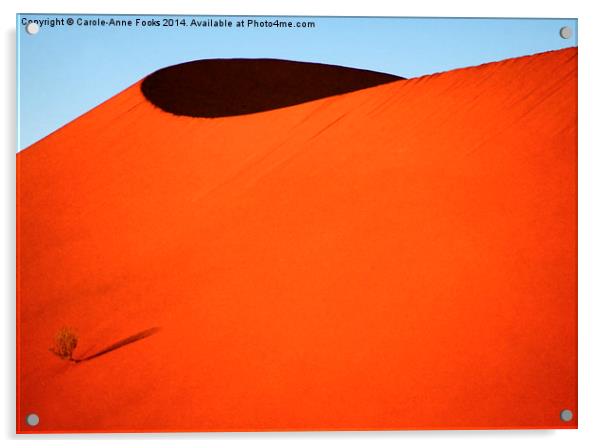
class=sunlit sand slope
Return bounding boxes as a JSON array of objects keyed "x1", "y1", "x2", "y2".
[{"x1": 17, "y1": 48, "x2": 577, "y2": 432}]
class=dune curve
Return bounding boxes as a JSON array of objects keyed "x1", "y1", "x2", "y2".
[{"x1": 17, "y1": 48, "x2": 577, "y2": 432}]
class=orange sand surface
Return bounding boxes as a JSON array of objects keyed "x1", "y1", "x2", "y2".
[{"x1": 17, "y1": 48, "x2": 577, "y2": 432}]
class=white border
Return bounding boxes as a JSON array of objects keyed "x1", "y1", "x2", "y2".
[{"x1": 3, "y1": 1, "x2": 601, "y2": 447}]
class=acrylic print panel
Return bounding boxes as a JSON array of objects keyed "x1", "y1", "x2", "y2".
[{"x1": 16, "y1": 15, "x2": 577, "y2": 433}]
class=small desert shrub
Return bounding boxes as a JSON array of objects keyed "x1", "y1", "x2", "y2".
[{"x1": 51, "y1": 327, "x2": 78, "y2": 361}]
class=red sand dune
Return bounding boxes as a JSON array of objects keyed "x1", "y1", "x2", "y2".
[{"x1": 17, "y1": 48, "x2": 577, "y2": 432}]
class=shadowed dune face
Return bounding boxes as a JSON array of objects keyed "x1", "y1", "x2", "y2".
[{"x1": 140, "y1": 58, "x2": 403, "y2": 117}]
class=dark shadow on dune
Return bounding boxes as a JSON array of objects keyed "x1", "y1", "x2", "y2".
[
  {"x1": 141, "y1": 58, "x2": 403, "y2": 118},
  {"x1": 75, "y1": 327, "x2": 161, "y2": 363}
]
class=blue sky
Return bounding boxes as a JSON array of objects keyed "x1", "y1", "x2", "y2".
[{"x1": 16, "y1": 15, "x2": 577, "y2": 151}]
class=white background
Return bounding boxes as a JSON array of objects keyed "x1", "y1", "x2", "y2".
[{"x1": 2, "y1": 1, "x2": 601, "y2": 447}]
